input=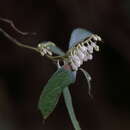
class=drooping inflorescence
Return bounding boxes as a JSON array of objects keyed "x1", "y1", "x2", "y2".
[
  {"x1": 66, "y1": 34, "x2": 102, "y2": 71},
  {"x1": 37, "y1": 42, "x2": 55, "y2": 56},
  {"x1": 37, "y1": 34, "x2": 102, "y2": 71}
]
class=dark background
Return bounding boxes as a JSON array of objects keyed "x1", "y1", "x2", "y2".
[{"x1": 0, "y1": 0, "x2": 130, "y2": 130}]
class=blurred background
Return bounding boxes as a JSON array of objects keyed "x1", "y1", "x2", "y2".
[{"x1": 0, "y1": 0, "x2": 130, "y2": 130}]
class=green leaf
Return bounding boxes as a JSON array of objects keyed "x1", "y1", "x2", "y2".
[
  {"x1": 63, "y1": 87, "x2": 81, "y2": 130},
  {"x1": 69, "y1": 28, "x2": 92, "y2": 49},
  {"x1": 80, "y1": 68, "x2": 92, "y2": 98},
  {"x1": 38, "y1": 67, "x2": 75, "y2": 119}
]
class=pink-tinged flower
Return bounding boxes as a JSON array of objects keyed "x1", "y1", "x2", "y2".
[
  {"x1": 67, "y1": 34, "x2": 102, "y2": 71},
  {"x1": 70, "y1": 61, "x2": 78, "y2": 71},
  {"x1": 87, "y1": 44, "x2": 93, "y2": 53},
  {"x1": 76, "y1": 49, "x2": 85, "y2": 60}
]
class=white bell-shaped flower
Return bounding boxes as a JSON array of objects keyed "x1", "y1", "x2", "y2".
[
  {"x1": 88, "y1": 54, "x2": 93, "y2": 60},
  {"x1": 84, "y1": 55, "x2": 88, "y2": 61},
  {"x1": 91, "y1": 42, "x2": 97, "y2": 48},
  {"x1": 79, "y1": 45, "x2": 88, "y2": 53},
  {"x1": 73, "y1": 58, "x2": 81, "y2": 67},
  {"x1": 91, "y1": 42, "x2": 99, "y2": 51},
  {"x1": 84, "y1": 52, "x2": 93, "y2": 61},
  {"x1": 87, "y1": 45, "x2": 93, "y2": 53},
  {"x1": 70, "y1": 61, "x2": 78, "y2": 71},
  {"x1": 70, "y1": 55, "x2": 81, "y2": 67},
  {"x1": 76, "y1": 49, "x2": 85, "y2": 60}
]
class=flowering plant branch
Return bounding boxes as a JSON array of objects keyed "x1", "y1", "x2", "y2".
[{"x1": 0, "y1": 18, "x2": 102, "y2": 130}]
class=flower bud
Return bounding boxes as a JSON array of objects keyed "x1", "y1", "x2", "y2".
[
  {"x1": 94, "y1": 45, "x2": 99, "y2": 51},
  {"x1": 71, "y1": 55, "x2": 81, "y2": 67},
  {"x1": 46, "y1": 49, "x2": 52, "y2": 55},
  {"x1": 93, "y1": 35, "x2": 98, "y2": 41},
  {"x1": 41, "y1": 48, "x2": 47, "y2": 56},
  {"x1": 96, "y1": 35, "x2": 102, "y2": 41}
]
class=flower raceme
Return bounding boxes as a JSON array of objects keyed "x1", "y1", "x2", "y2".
[
  {"x1": 67, "y1": 34, "x2": 102, "y2": 71},
  {"x1": 38, "y1": 43, "x2": 53, "y2": 56},
  {"x1": 37, "y1": 34, "x2": 102, "y2": 71}
]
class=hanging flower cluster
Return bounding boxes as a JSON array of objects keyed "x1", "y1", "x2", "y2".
[
  {"x1": 37, "y1": 34, "x2": 102, "y2": 71},
  {"x1": 67, "y1": 34, "x2": 102, "y2": 71},
  {"x1": 37, "y1": 42, "x2": 53, "y2": 56}
]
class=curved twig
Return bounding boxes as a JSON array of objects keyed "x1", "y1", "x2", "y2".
[
  {"x1": 0, "y1": 17, "x2": 36, "y2": 35},
  {"x1": 0, "y1": 27, "x2": 39, "y2": 52}
]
